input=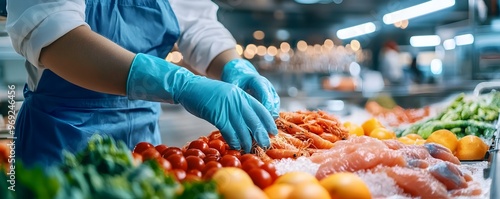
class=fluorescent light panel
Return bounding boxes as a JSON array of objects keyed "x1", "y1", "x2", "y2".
[
  {"x1": 383, "y1": 0, "x2": 456, "y2": 24},
  {"x1": 443, "y1": 39, "x2": 456, "y2": 50},
  {"x1": 336, "y1": 22, "x2": 377, "y2": 40},
  {"x1": 410, "y1": 35, "x2": 441, "y2": 47},
  {"x1": 295, "y1": 0, "x2": 320, "y2": 4},
  {"x1": 455, "y1": 34, "x2": 474, "y2": 46}
]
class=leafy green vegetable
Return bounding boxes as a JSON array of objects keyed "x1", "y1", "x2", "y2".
[
  {"x1": 1, "y1": 134, "x2": 219, "y2": 199},
  {"x1": 400, "y1": 91, "x2": 500, "y2": 139}
]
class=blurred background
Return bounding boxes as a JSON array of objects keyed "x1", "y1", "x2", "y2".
[{"x1": 0, "y1": 0, "x2": 499, "y2": 145}]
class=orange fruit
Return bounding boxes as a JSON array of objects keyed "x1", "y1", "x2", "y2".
[
  {"x1": 288, "y1": 183, "x2": 331, "y2": 199},
  {"x1": 222, "y1": 184, "x2": 269, "y2": 199},
  {"x1": 397, "y1": 136, "x2": 416, "y2": 145},
  {"x1": 414, "y1": 139, "x2": 426, "y2": 145},
  {"x1": 361, "y1": 118, "x2": 384, "y2": 136},
  {"x1": 369, "y1": 128, "x2": 396, "y2": 140},
  {"x1": 455, "y1": 135, "x2": 489, "y2": 161},
  {"x1": 263, "y1": 183, "x2": 294, "y2": 199},
  {"x1": 274, "y1": 171, "x2": 319, "y2": 186},
  {"x1": 405, "y1": 134, "x2": 424, "y2": 140},
  {"x1": 212, "y1": 167, "x2": 254, "y2": 193},
  {"x1": 425, "y1": 129, "x2": 458, "y2": 153},
  {"x1": 343, "y1": 122, "x2": 364, "y2": 136},
  {"x1": 319, "y1": 172, "x2": 371, "y2": 199}
]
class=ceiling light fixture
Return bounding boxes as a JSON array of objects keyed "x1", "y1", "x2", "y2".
[
  {"x1": 410, "y1": 35, "x2": 441, "y2": 47},
  {"x1": 383, "y1": 0, "x2": 455, "y2": 25},
  {"x1": 443, "y1": 39, "x2": 456, "y2": 50},
  {"x1": 336, "y1": 22, "x2": 377, "y2": 40},
  {"x1": 454, "y1": 34, "x2": 474, "y2": 46},
  {"x1": 295, "y1": 0, "x2": 321, "y2": 4}
]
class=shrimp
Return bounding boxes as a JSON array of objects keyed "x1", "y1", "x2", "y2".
[
  {"x1": 271, "y1": 137, "x2": 299, "y2": 150},
  {"x1": 305, "y1": 148, "x2": 331, "y2": 154},
  {"x1": 280, "y1": 112, "x2": 306, "y2": 124},
  {"x1": 316, "y1": 118, "x2": 349, "y2": 139},
  {"x1": 303, "y1": 114, "x2": 319, "y2": 123},
  {"x1": 254, "y1": 146, "x2": 274, "y2": 163},
  {"x1": 276, "y1": 118, "x2": 308, "y2": 135},
  {"x1": 320, "y1": 133, "x2": 341, "y2": 143},
  {"x1": 208, "y1": 130, "x2": 224, "y2": 141},
  {"x1": 299, "y1": 123, "x2": 324, "y2": 134},
  {"x1": 277, "y1": 131, "x2": 311, "y2": 149},
  {"x1": 266, "y1": 149, "x2": 310, "y2": 159},
  {"x1": 316, "y1": 117, "x2": 341, "y2": 128},
  {"x1": 296, "y1": 131, "x2": 335, "y2": 149},
  {"x1": 317, "y1": 110, "x2": 339, "y2": 121}
]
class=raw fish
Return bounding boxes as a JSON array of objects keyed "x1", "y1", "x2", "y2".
[
  {"x1": 428, "y1": 162, "x2": 467, "y2": 190},
  {"x1": 424, "y1": 143, "x2": 461, "y2": 164},
  {"x1": 380, "y1": 167, "x2": 449, "y2": 199}
]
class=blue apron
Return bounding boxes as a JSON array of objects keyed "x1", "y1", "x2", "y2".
[{"x1": 14, "y1": 0, "x2": 180, "y2": 167}]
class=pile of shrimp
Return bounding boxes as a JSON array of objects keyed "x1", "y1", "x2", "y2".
[
  {"x1": 204, "y1": 110, "x2": 349, "y2": 162},
  {"x1": 260, "y1": 110, "x2": 349, "y2": 161}
]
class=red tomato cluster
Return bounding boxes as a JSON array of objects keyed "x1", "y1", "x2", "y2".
[
  {"x1": 131, "y1": 133, "x2": 279, "y2": 188},
  {"x1": 0, "y1": 140, "x2": 10, "y2": 172}
]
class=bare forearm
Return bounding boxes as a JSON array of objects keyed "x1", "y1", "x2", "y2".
[
  {"x1": 39, "y1": 25, "x2": 135, "y2": 96},
  {"x1": 206, "y1": 49, "x2": 240, "y2": 80}
]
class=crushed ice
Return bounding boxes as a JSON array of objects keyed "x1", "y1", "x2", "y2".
[{"x1": 273, "y1": 157, "x2": 320, "y2": 176}]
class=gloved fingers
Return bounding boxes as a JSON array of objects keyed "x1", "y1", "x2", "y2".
[
  {"x1": 228, "y1": 111, "x2": 253, "y2": 153},
  {"x1": 248, "y1": 96, "x2": 279, "y2": 137},
  {"x1": 217, "y1": 122, "x2": 242, "y2": 151},
  {"x1": 239, "y1": 100, "x2": 271, "y2": 149},
  {"x1": 248, "y1": 78, "x2": 281, "y2": 119}
]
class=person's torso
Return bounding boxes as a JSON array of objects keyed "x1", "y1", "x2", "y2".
[{"x1": 26, "y1": 0, "x2": 180, "y2": 96}]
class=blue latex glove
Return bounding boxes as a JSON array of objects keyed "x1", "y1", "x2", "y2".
[
  {"x1": 221, "y1": 59, "x2": 280, "y2": 119},
  {"x1": 126, "y1": 53, "x2": 278, "y2": 152}
]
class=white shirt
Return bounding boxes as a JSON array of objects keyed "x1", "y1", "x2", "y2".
[
  {"x1": 6, "y1": 0, "x2": 237, "y2": 91},
  {"x1": 380, "y1": 49, "x2": 403, "y2": 83}
]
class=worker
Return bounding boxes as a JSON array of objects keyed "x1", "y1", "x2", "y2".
[
  {"x1": 379, "y1": 40, "x2": 403, "y2": 85},
  {"x1": 6, "y1": 0, "x2": 280, "y2": 167}
]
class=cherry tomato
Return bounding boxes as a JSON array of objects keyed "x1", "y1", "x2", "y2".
[
  {"x1": 154, "y1": 144, "x2": 168, "y2": 154},
  {"x1": 219, "y1": 154, "x2": 241, "y2": 168},
  {"x1": 208, "y1": 139, "x2": 226, "y2": 155},
  {"x1": 141, "y1": 147, "x2": 161, "y2": 160},
  {"x1": 183, "y1": 174, "x2": 202, "y2": 182},
  {"x1": 162, "y1": 148, "x2": 183, "y2": 159},
  {"x1": 202, "y1": 161, "x2": 222, "y2": 175},
  {"x1": 171, "y1": 169, "x2": 186, "y2": 181},
  {"x1": 202, "y1": 167, "x2": 219, "y2": 180},
  {"x1": 186, "y1": 156, "x2": 205, "y2": 171},
  {"x1": 198, "y1": 136, "x2": 209, "y2": 143},
  {"x1": 202, "y1": 148, "x2": 221, "y2": 158},
  {"x1": 188, "y1": 169, "x2": 202, "y2": 178},
  {"x1": 224, "y1": 150, "x2": 242, "y2": 159},
  {"x1": 260, "y1": 163, "x2": 279, "y2": 181},
  {"x1": 240, "y1": 154, "x2": 260, "y2": 164},
  {"x1": 247, "y1": 168, "x2": 273, "y2": 189},
  {"x1": 132, "y1": 153, "x2": 143, "y2": 165},
  {"x1": 166, "y1": 154, "x2": 188, "y2": 171},
  {"x1": 156, "y1": 157, "x2": 172, "y2": 172},
  {"x1": 133, "y1": 142, "x2": 154, "y2": 154},
  {"x1": 184, "y1": 148, "x2": 206, "y2": 159},
  {"x1": 188, "y1": 140, "x2": 209, "y2": 151},
  {"x1": 204, "y1": 155, "x2": 220, "y2": 163},
  {"x1": 241, "y1": 158, "x2": 264, "y2": 172}
]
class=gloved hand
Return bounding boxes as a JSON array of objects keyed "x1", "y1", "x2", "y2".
[
  {"x1": 126, "y1": 53, "x2": 278, "y2": 152},
  {"x1": 221, "y1": 59, "x2": 280, "y2": 119}
]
